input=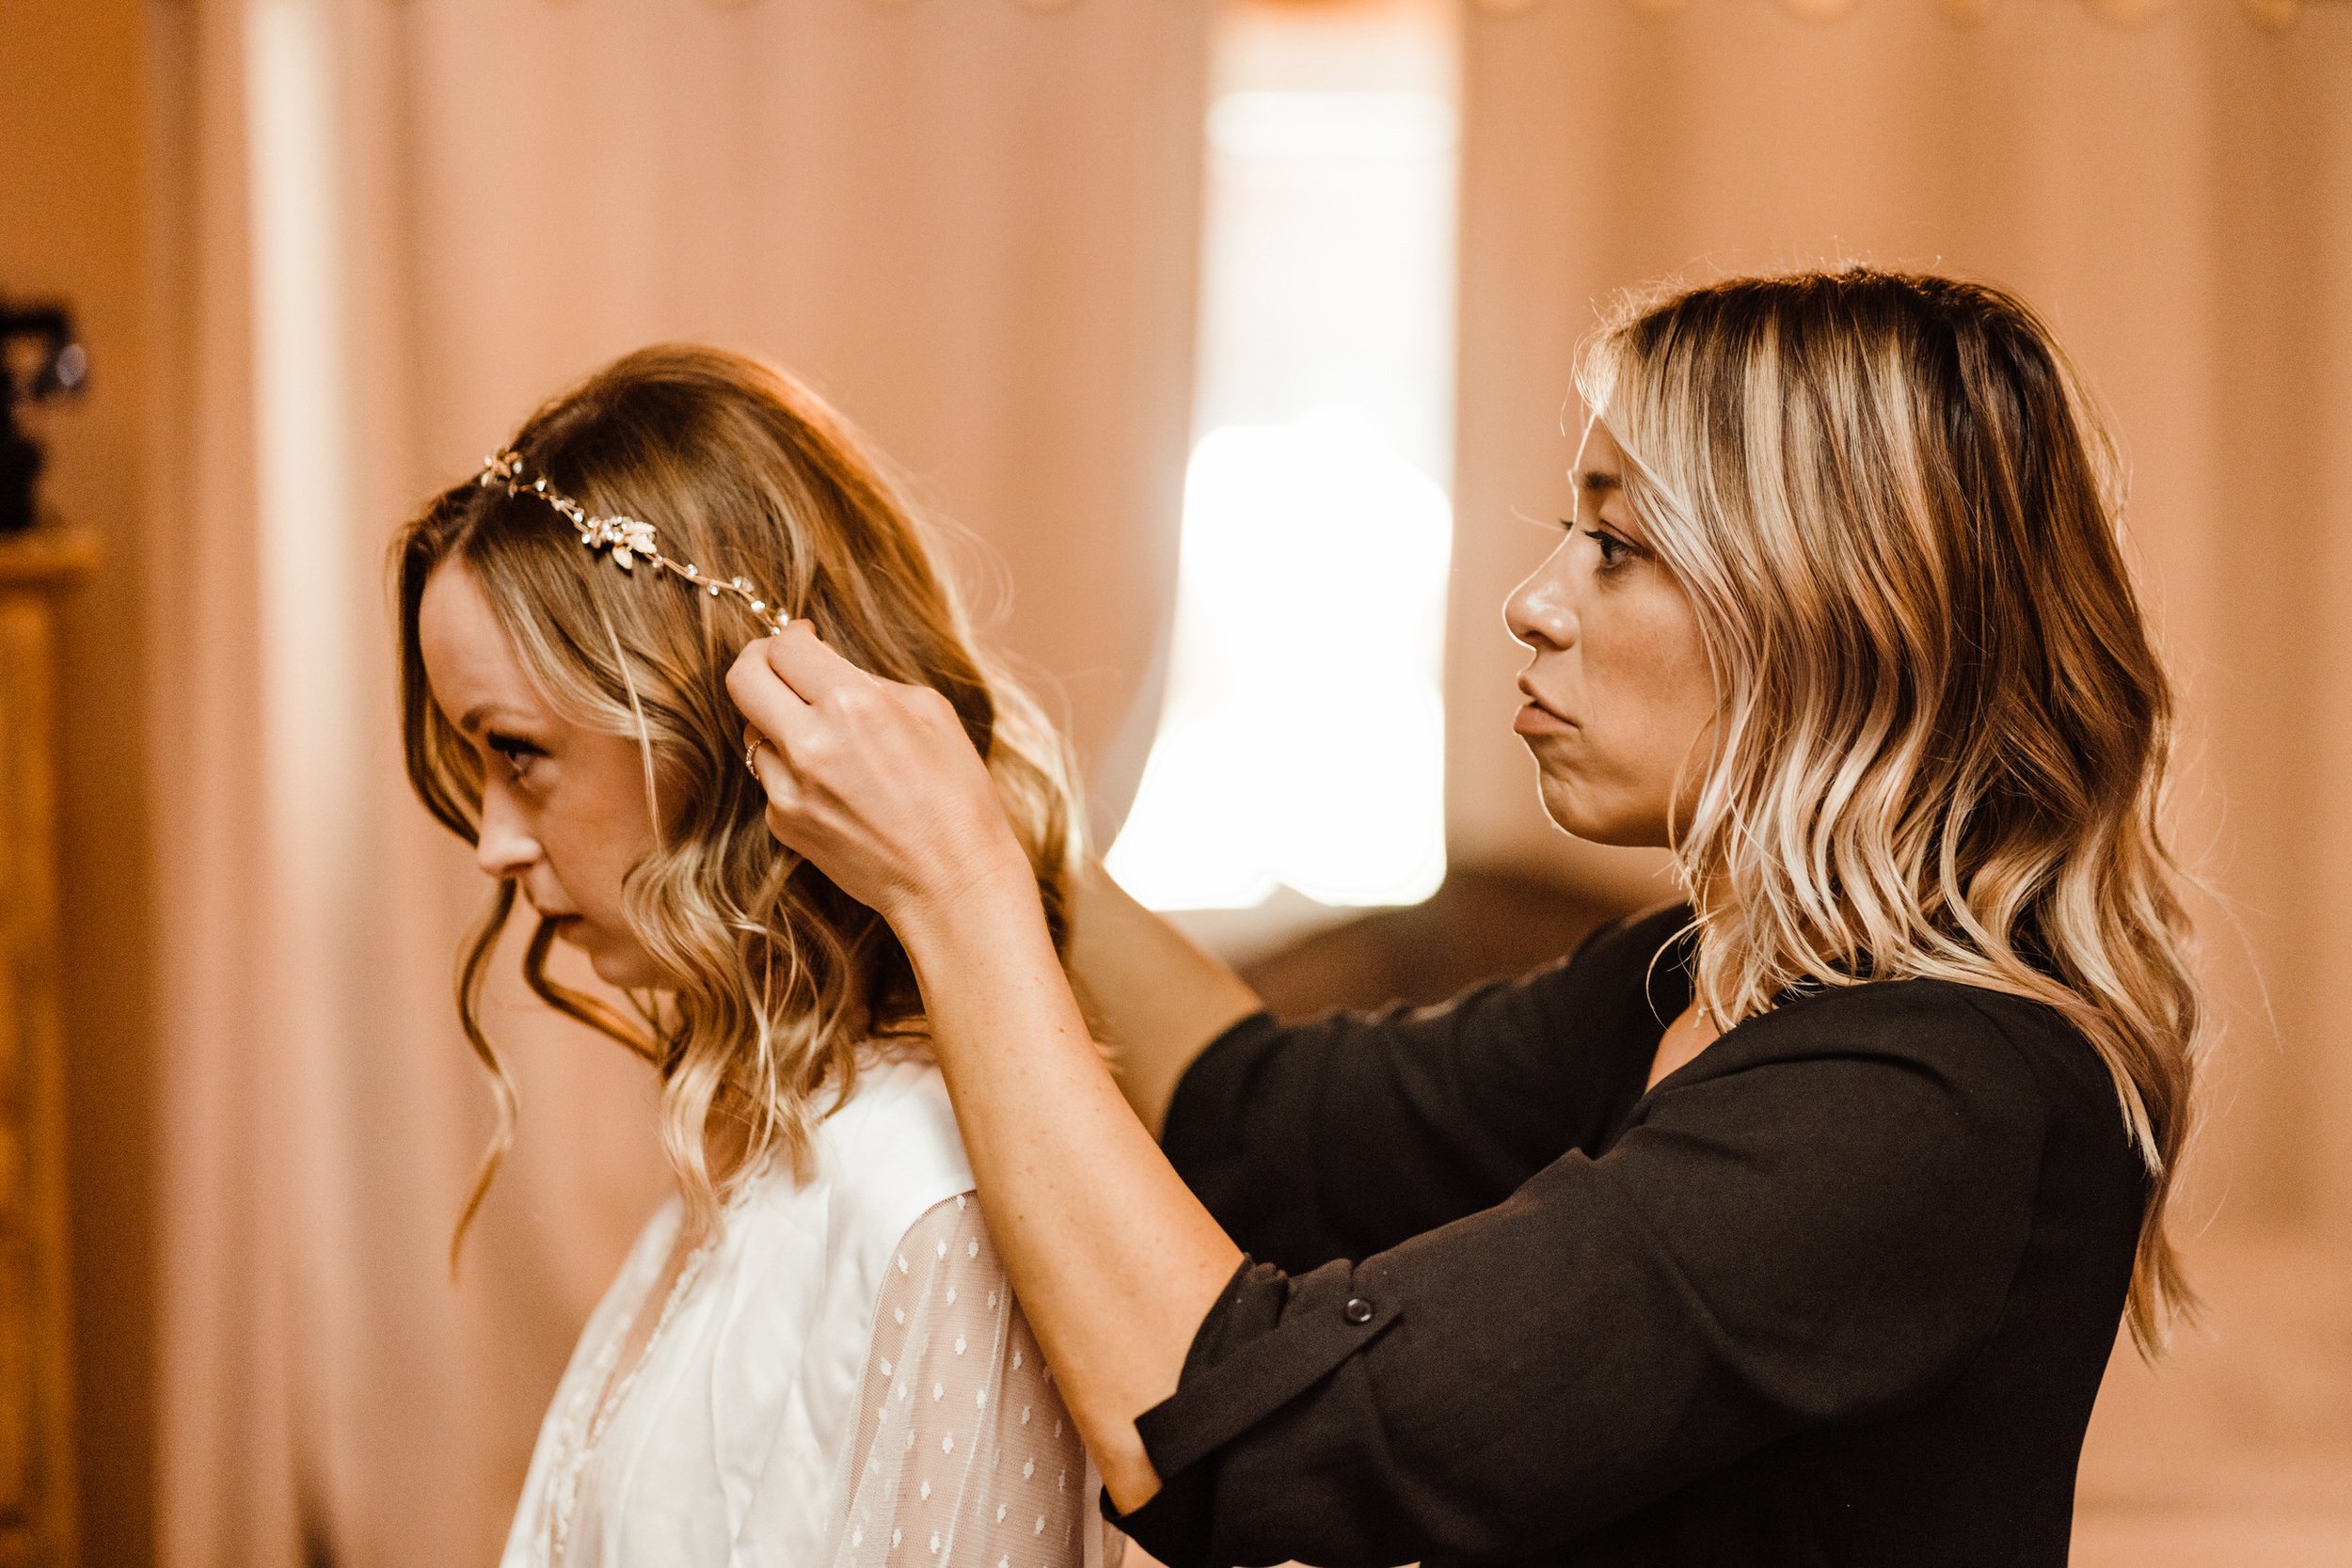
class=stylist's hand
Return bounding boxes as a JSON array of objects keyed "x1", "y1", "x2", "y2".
[{"x1": 726, "y1": 624, "x2": 1030, "y2": 929}]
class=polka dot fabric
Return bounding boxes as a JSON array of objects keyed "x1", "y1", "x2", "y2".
[
  {"x1": 835, "y1": 1194, "x2": 1119, "y2": 1568},
  {"x1": 497, "y1": 1063, "x2": 1111, "y2": 1567}
]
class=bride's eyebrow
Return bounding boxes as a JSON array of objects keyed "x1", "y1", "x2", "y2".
[
  {"x1": 1576, "y1": 471, "x2": 1623, "y2": 497},
  {"x1": 455, "y1": 702, "x2": 535, "y2": 737}
]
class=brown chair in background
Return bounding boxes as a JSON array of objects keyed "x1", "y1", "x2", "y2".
[{"x1": 1239, "y1": 865, "x2": 1637, "y2": 1022}]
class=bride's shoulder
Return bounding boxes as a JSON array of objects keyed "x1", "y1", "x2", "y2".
[
  {"x1": 818, "y1": 1051, "x2": 953, "y2": 1144},
  {"x1": 716, "y1": 1053, "x2": 973, "y2": 1257},
  {"x1": 808, "y1": 1053, "x2": 975, "y2": 1221}
]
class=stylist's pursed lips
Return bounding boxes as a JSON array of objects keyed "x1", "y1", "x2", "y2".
[{"x1": 1516, "y1": 675, "x2": 1577, "y2": 736}]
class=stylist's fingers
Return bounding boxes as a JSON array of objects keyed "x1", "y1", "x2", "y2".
[
  {"x1": 748, "y1": 737, "x2": 804, "y2": 832},
  {"x1": 727, "y1": 634, "x2": 813, "y2": 744},
  {"x1": 724, "y1": 619, "x2": 1020, "y2": 919},
  {"x1": 758, "y1": 620, "x2": 872, "y2": 705},
  {"x1": 740, "y1": 721, "x2": 774, "y2": 783}
]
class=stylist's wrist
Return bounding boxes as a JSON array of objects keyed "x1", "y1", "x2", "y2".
[{"x1": 882, "y1": 838, "x2": 1045, "y2": 958}]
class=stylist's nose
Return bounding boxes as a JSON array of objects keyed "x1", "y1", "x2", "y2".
[
  {"x1": 475, "y1": 782, "x2": 542, "y2": 880},
  {"x1": 1505, "y1": 543, "x2": 1579, "y2": 653}
]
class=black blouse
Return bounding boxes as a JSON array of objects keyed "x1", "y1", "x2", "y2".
[{"x1": 1110, "y1": 904, "x2": 2146, "y2": 1568}]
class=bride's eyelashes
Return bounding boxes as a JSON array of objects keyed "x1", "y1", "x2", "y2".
[{"x1": 485, "y1": 731, "x2": 548, "y2": 783}]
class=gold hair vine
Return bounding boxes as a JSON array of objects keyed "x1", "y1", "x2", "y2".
[{"x1": 478, "y1": 449, "x2": 793, "y2": 636}]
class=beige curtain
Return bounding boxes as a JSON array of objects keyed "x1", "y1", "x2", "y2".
[
  {"x1": 144, "y1": 3, "x2": 1208, "y2": 1565},
  {"x1": 1448, "y1": 0, "x2": 2352, "y2": 1553}
]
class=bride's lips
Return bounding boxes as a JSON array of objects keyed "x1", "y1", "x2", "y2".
[{"x1": 527, "y1": 898, "x2": 584, "y2": 930}]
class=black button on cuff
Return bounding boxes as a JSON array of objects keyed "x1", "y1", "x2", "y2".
[{"x1": 1134, "y1": 1259, "x2": 1403, "y2": 1489}]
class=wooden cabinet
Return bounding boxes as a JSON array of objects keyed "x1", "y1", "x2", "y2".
[{"x1": 0, "y1": 528, "x2": 90, "y2": 1568}]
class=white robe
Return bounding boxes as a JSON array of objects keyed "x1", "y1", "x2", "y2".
[{"x1": 501, "y1": 1056, "x2": 1111, "y2": 1568}]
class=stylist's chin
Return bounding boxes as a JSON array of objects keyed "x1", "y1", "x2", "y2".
[{"x1": 1515, "y1": 725, "x2": 1671, "y2": 849}]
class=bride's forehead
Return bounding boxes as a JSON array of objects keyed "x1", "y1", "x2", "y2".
[{"x1": 419, "y1": 562, "x2": 549, "y2": 725}]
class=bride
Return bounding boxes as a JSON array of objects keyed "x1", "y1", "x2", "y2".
[{"x1": 393, "y1": 343, "x2": 1108, "y2": 1568}]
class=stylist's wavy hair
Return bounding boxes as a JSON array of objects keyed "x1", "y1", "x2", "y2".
[
  {"x1": 395, "y1": 344, "x2": 1080, "y2": 1260},
  {"x1": 1580, "y1": 269, "x2": 2203, "y2": 1354}
]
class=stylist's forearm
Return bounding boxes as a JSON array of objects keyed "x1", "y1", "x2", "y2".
[
  {"x1": 1066, "y1": 859, "x2": 1263, "y2": 1134},
  {"x1": 898, "y1": 872, "x2": 1243, "y2": 1511}
]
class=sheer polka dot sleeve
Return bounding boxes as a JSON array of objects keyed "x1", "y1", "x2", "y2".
[{"x1": 834, "y1": 1194, "x2": 1120, "y2": 1568}]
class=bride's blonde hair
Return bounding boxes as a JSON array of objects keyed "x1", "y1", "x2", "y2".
[
  {"x1": 1580, "y1": 269, "x2": 2203, "y2": 1354},
  {"x1": 395, "y1": 344, "x2": 1079, "y2": 1258}
]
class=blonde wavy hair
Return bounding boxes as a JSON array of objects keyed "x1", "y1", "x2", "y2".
[
  {"x1": 395, "y1": 344, "x2": 1080, "y2": 1260},
  {"x1": 1579, "y1": 270, "x2": 2203, "y2": 1354}
]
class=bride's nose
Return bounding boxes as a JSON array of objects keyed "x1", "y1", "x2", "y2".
[{"x1": 475, "y1": 782, "x2": 543, "y2": 880}]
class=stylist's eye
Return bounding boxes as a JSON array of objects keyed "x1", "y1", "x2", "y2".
[{"x1": 1582, "y1": 528, "x2": 1638, "y2": 570}]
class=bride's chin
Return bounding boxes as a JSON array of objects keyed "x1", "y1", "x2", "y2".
[{"x1": 567, "y1": 923, "x2": 665, "y2": 991}]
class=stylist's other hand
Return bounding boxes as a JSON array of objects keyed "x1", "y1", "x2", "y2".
[{"x1": 726, "y1": 625, "x2": 1030, "y2": 930}]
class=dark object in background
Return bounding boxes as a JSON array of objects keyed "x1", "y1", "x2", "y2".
[
  {"x1": 1239, "y1": 864, "x2": 1637, "y2": 1022},
  {"x1": 1, "y1": 300, "x2": 90, "y2": 536}
]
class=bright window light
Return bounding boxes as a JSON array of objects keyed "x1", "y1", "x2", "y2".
[
  {"x1": 1108, "y1": 5, "x2": 1460, "y2": 913},
  {"x1": 1105, "y1": 408, "x2": 1451, "y2": 909}
]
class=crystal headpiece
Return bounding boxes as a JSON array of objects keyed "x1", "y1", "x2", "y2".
[{"x1": 478, "y1": 449, "x2": 792, "y2": 636}]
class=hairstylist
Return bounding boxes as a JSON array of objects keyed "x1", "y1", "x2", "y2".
[{"x1": 727, "y1": 270, "x2": 2204, "y2": 1568}]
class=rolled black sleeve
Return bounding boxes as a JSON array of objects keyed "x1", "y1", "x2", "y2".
[
  {"x1": 1115, "y1": 983, "x2": 2054, "y2": 1568},
  {"x1": 1161, "y1": 905, "x2": 1692, "y2": 1270}
]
